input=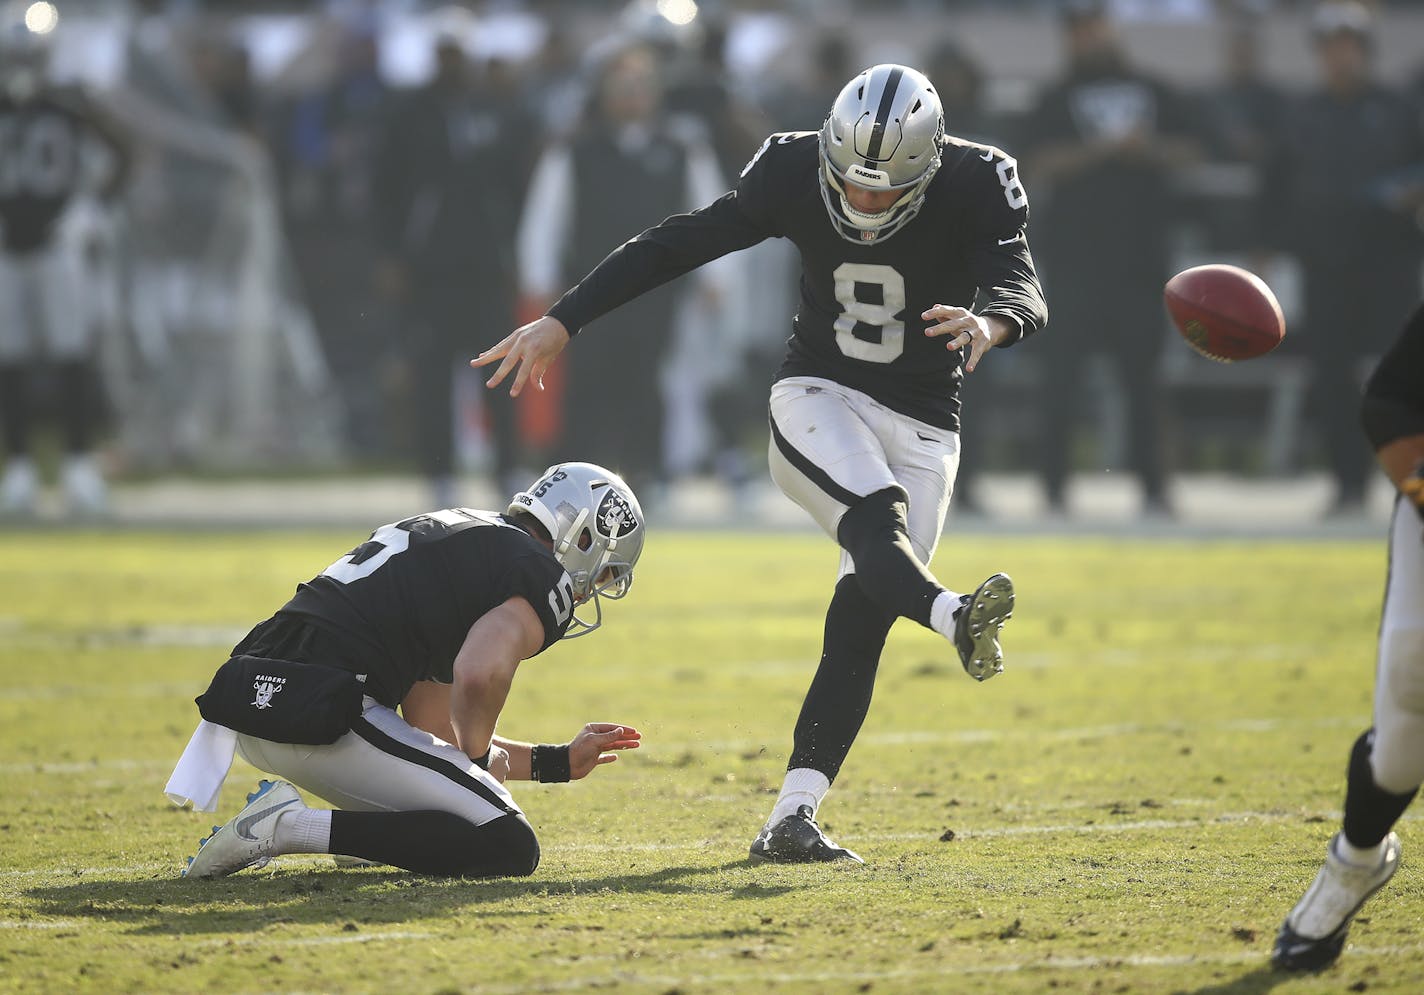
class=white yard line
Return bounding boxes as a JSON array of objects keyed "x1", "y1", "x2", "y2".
[
  {"x1": 0, "y1": 682, "x2": 200, "y2": 702},
  {"x1": 0, "y1": 812, "x2": 1315, "y2": 884},
  {"x1": 450, "y1": 942, "x2": 1424, "y2": 994},
  {"x1": 0, "y1": 713, "x2": 1363, "y2": 774},
  {"x1": 0, "y1": 758, "x2": 174, "y2": 775},
  {"x1": 687, "y1": 713, "x2": 1364, "y2": 753}
]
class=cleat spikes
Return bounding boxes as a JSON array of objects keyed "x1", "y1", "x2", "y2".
[{"x1": 953, "y1": 573, "x2": 1015, "y2": 682}]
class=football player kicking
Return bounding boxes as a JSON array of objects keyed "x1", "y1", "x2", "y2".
[
  {"x1": 1273, "y1": 304, "x2": 1424, "y2": 970},
  {"x1": 166, "y1": 463, "x2": 645, "y2": 878},
  {"x1": 475, "y1": 65, "x2": 1048, "y2": 864}
]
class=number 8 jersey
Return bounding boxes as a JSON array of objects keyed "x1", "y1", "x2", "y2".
[
  {"x1": 546, "y1": 131, "x2": 1047, "y2": 432},
  {"x1": 273, "y1": 509, "x2": 575, "y2": 706}
]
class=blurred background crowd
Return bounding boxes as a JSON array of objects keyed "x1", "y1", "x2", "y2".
[{"x1": 1, "y1": 0, "x2": 1423, "y2": 521}]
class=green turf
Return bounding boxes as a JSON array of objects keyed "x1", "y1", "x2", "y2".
[{"x1": 2, "y1": 528, "x2": 1420, "y2": 993}]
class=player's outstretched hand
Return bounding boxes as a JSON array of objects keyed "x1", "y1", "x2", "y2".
[
  {"x1": 471, "y1": 315, "x2": 571, "y2": 397},
  {"x1": 922, "y1": 305, "x2": 1006, "y2": 374},
  {"x1": 568, "y1": 722, "x2": 641, "y2": 780}
]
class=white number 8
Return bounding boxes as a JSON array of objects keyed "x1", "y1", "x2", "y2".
[
  {"x1": 832, "y1": 262, "x2": 906, "y2": 364},
  {"x1": 996, "y1": 157, "x2": 1027, "y2": 210}
]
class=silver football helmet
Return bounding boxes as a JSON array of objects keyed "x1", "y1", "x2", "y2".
[
  {"x1": 508, "y1": 462, "x2": 645, "y2": 638},
  {"x1": 818, "y1": 64, "x2": 944, "y2": 244}
]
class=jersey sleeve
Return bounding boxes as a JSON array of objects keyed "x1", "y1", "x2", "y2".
[
  {"x1": 493, "y1": 553, "x2": 575, "y2": 653},
  {"x1": 1361, "y1": 304, "x2": 1424, "y2": 451},
  {"x1": 966, "y1": 149, "x2": 1048, "y2": 345},
  {"x1": 546, "y1": 134, "x2": 786, "y2": 336}
]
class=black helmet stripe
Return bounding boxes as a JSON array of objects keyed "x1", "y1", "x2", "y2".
[{"x1": 862, "y1": 66, "x2": 906, "y2": 168}]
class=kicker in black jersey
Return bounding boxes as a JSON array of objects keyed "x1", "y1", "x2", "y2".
[
  {"x1": 267, "y1": 508, "x2": 574, "y2": 706},
  {"x1": 548, "y1": 131, "x2": 1047, "y2": 431}
]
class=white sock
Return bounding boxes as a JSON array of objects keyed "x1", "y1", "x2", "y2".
[
  {"x1": 274, "y1": 809, "x2": 332, "y2": 855},
  {"x1": 929, "y1": 589, "x2": 964, "y2": 640},
  {"x1": 1335, "y1": 833, "x2": 1387, "y2": 868},
  {"x1": 767, "y1": 768, "x2": 831, "y2": 827}
]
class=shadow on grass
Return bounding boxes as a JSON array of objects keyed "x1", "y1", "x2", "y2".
[
  {"x1": 1174, "y1": 965, "x2": 1296, "y2": 995},
  {"x1": 23, "y1": 858, "x2": 800, "y2": 936}
]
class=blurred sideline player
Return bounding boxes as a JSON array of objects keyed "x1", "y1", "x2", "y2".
[
  {"x1": 476, "y1": 65, "x2": 1048, "y2": 863},
  {"x1": 166, "y1": 462, "x2": 645, "y2": 878},
  {"x1": 1273, "y1": 305, "x2": 1424, "y2": 970},
  {"x1": 0, "y1": 10, "x2": 129, "y2": 515}
]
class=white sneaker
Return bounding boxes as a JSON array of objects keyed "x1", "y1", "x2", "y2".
[
  {"x1": 1272, "y1": 832, "x2": 1401, "y2": 971},
  {"x1": 0, "y1": 457, "x2": 38, "y2": 515},
  {"x1": 61, "y1": 454, "x2": 108, "y2": 516},
  {"x1": 182, "y1": 780, "x2": 306, "y2": 879}
]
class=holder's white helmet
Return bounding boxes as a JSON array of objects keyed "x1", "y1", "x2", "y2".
[
  {"x1": 508, "y1": 462, "x2": 644, "y2": 638},
  {"x1": 818, "y1": 64, "x2": 944, "y2": 244}
]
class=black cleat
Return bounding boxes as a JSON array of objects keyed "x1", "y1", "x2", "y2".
[
  {"x1": 1272, "y1": 920, "x2": 1350, "y2": 973},
  {"x1": 749, "y1": 806, "x2": 864, "y2": 865},
  {"x1": 1272, "y1": 832, "x2": 1400, "y2": 972},
  {"x1": 954, "y1": 572, "x2": 1014, "y2": 681}
]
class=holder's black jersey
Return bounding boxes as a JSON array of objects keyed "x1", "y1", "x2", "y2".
[
  {"x1": 548, "y1": 131, "x2": 1047, "y2": 430},
  {"x1": 272, "y1": 509, "x2": 574, "y2": 706}
]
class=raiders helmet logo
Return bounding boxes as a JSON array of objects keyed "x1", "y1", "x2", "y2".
[{"x1": 595, "y1": 490, "x2": 637, "y2": 539}]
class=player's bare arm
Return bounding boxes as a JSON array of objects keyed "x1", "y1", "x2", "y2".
[
  {"x1": 494, "y1": 724, "x2": 643, "y2": 781},
  {"x1": 921, "y1": 306, "x2": 1017, "y2": 373},
  {"x1": 472, "y1": 315, "x2": 571, "y2": 397},
  {"x1": 449, "y1": 596, "x2": 545, "y2": 764}
]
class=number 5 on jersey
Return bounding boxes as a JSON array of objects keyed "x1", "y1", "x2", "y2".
[{"x1": 547, "y1": 574, "x2": 575, "y2": 626}]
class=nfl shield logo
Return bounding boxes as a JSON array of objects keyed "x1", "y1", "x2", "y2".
[{"x1": 860, "y1": 230, "x2": 877, "y2": 242}]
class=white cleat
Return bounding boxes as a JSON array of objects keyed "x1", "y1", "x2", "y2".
[
  {"x1": 1273, "y1": 832, "x2": 1401, "y2": 972},
  {"x1": 182, "y1": 780, "x2": 305, "y2": 879},
  {"x1": 0, "y1": 457, "x2": 39, "y2": 516}
]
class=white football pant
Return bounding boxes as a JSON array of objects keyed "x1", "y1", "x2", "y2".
[
  {"x1": 1371, "y1": 498, "x2": 1424, "y2": 794},
  {"x1": 0, "y1": 243, "x2": 90, "y2": 362},
  {"x1": 236, "y1": 699, "x2": 520, "y2": 827},
  {"x1": 767, "y1": 375, "x2": 960, "y2": 579}
]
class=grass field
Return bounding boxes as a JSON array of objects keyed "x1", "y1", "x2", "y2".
[{"x1": 2, "y1": 527, "x2": 1421, "y2": 994}]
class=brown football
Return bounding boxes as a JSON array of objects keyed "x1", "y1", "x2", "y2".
[{"x1": 1163, "y1": 264, "x2": 1285, "y2": 362}]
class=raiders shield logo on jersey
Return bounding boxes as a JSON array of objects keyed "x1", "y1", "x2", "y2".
[
  {"x1": 251, "y1": 676, "x2": 285, "y2": 709},
  {"x1": 595, "y1": 490, "x2": 637, "y2": 539}
]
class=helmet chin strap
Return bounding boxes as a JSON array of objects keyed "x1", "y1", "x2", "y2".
[
  {"x1": 838, "y1": 192, "x2": 908, "y2": 230},
  {"x1": 554, "y1": 507, "x2": 589, "y2": 559}
]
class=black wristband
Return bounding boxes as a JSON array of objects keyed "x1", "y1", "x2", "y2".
[
  {"x1": 473, "y1": 747, "x2": 492, "y2": 771},
  {"x1": 530, "y1": 743, "x2": 572, "y2": 783}
]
